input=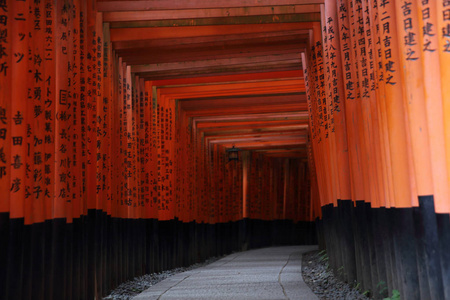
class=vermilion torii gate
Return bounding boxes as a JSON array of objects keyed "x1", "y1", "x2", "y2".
[{"x1": 0, "y1": 1, "x2": 449, "y2": 299}]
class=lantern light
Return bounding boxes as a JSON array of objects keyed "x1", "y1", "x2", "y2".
[{"x1": 226, "y1": 145, "x2": 241, "y2": 162}]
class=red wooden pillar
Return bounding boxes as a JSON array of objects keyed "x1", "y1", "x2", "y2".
[
  {"x1": 177, "y1": 109, "x2": 188, "y2": 222},
  {"x1": 71, "y1": 0, "x2": 82, "y2": 222},
  {"x1": 150, "y1": 82, "x2": 159, "y2": 220},
  {"x1": 65, "y1": 0, "x2": 75, "y2": 224},
  {"x1": 415, "y1": 0, "x2": 450, "y2": 213},
  {"x1": 437, "y1": 0, "x2": 450, "y2": 214},
  {"x1": 95, "y1": 12, "x2": 104, "y2": 213},
  {"x1": 144, "y1": 81, "x2": 157, "y2": 219},
  {"x1": 320, "y1": 5, "x2": 339, "y2": 207},
  {"x1": 124, "y1": 63, "x2": 133, "y2": 217},
  {"x1": 9, "y1": 0, "x2": 29, "y2": 221},
  {"x1": 28, "y1": 0, "x2": 45, "y2": 226},
  {"x1": 301, "y1": 43, "x2": 327, "y2": 209},
  {"x1": 199, "y1": 131, "x2": 207, "y2": 223},
  {"x1": 133, "y1": 75, "x2": 139, "y2": 217},
  {"x1": 394, "y1": 0, "x2": 433, "y2": 204},
  {"x1": 157, "y1": 92, "x2": 167, "y2": 220},
  {"x1": 111, "y1": 52, "x2": 120, "y2": 219},
  {"x1": 0, "y1": 0, "x2": 10, "y2": 217},
  {"x1": 359, "y1": 0, "x2": 385, "y2": 208},
  {"x1": 347, "y1": 0, "x2": 372, "y2": 205},
  {"x1": 376, "y1": 0, "x2": 415, "y2": 208},
  {"x1": 324, "y1": 0, "x2": 352, "y2": 203},
  {"x1": 131, "y1": 75, "x2": 138, "y2": 216},
  {"x1": 103, "y1": 22, "x2": 113, "y2": 216},
  {"x1": 313, "y1": 22, "x2": 334, "y2": 207},
  {"x1": 86, "y1": 0, "x2": 97, "y2": 212},
  {"x1": 156, "y1": 90, "x2": 163, "y2": 220},
  {"x1": 137, "y1": 78, "x2": 145, "y2": 215},
  {"x1": 79, "y1": 0, "x2": 88, "y2": 217},
  {"x1": 335, "y1": 0, "x2": 365, "y2": 202},
  {"x1": 369, "y1": 0, "x2": 394, "y2": 208},
  {"x1": 118, "y1": 57, "x2": 125, "y2": 218},
  {"x1": 168, "y1": 96, "x2": 176, "y2": 220},
  {"x1": 302, "y1": 55, "x2": 321, "y2": 219}
]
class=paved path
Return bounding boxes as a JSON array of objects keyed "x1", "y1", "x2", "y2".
[{"x1": 133, "y1": 245, "x2": 318, "y2": 300}]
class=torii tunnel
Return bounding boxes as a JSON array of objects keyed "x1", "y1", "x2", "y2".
[{"x1": 0, "y1": 0, "x2": 450, "y2": 299}]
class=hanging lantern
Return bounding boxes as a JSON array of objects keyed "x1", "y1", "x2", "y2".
[{"x1": 226, "y1": 145, "x2": 241, "y2": 162}]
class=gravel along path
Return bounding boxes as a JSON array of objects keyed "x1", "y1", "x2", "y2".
[
  {"x1": 302, "y1": 250, "x2": 370, "y2": 300},
  {"x1": 103, "y1": 256, "x2": 222, "y2": 300}
]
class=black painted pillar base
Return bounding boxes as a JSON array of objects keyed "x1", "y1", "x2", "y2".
[
  {"x1": 320, "y1": 197, "x2": 450, "y2": 300},
  {"x1": 437, "y1": 212, "x2": 450, "y2": 300}
]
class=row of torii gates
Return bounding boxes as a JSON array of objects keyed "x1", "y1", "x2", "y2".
[{"x1": 0, "y1": 0, "x2": 449, "y2": 299}]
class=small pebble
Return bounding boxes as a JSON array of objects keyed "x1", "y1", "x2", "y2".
[{"x1": 302, "y1": 250, "x2": 370, "y2": 300}]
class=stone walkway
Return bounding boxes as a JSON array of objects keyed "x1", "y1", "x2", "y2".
[{"x1": 133, "y1": 245, "x2": 319, "y2": 300}]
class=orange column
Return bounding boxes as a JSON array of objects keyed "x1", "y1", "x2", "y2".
[
  {"x1": 157, "y1": 92, "x2": 174, "y2": 221},
  {"x1": 133, "y1": 76, "x2": 139, "y2": 217},
  {"x1": 247, "y1": 152, "x2": 253, "y2": 219},
  {"x1": 156, "y1": 90, "x2": 163, "y2": 220},
  {"x1": 0, "y1": 0, "x2": 10, "y2": 215},
  {"x1": 22, "y1": 0, "x2": 33, "y2": 225},
  {"x1": 377, "y1": 0, "x2": 415, "y2": 208},
  {"x1": 124, "y1": 63, "x2": 134, "y2": 217},
  {"x1": 86, "y1": 0, "x2": 97, "y2": 211},
  {"x1": 224, "y1": 151, "x2": 230, "y2": 222},
  {"x1": 216, "y1": 145, "x2": 222, "y2": 223},
  {"x1": 321, "y1": 4, "x2": 339, "y2": 206},
  {"x1": 111, "y1": 53, "x2": 120, "y2": 218},
  {"x1": 217, "y1": 144, "x2": 223, "y2": 223},
  {"x1": 369, "y1": 0, "x2": 394, "y2": 208},
  {"x1": 65, "y1": 0, "x2": 75, "y2": 224},
  {"x1": 103, "y1": 22, "x2": 113, "y2": 216},
  {"x1": 43, "y1": 0, "x2": 56, "y2": 220},
  {"x1": 324, "y1": 0, "x2": 352, "y2": 201},
  {"x1": 144, "y1": 81, "x2": 157, "y2": 219},
  {"x1": 304, "y1": 29, "x2": 328, "y2": 209},
  {"x1": 308, "y1": 140, "x2": 321, "y2": 219},
  {"x1": 349, "y1": 0, "x2": 373, "y2": 205},
  {"x1": 138, "y1": 78, "x2": 146, "y2": 216},
  {"x1": 53, "y1": 0, "x2": 70, "y2": 220},
  {"x1": 437, "y1": 0, "x2": 450, "y2": 213},
  {"x1": 79, "y1": 0, "x2": 88, "y2": 217},
  {"x1": 242, "y1": 151, "x2": 249, "y2": 218},
  {"x1": 238, "y1": 156, "x2": 243, "y2": 221},
  {"x1": 394, "y1": 0, "x2": 433, "y2": 203},
  {"x1": 71, "y1": 0, "x2": 82, "y2": 221},
  {"x1": 417, "y1": 1, "x2": 450, "y2": 213},
  {"x1": 27, "y1": 2, "x2": 45, "y2": 223},
  {"x1": 150, "y1": 83, "x2": 160, "y2": 220},
  {"x1": 335, "y1": 0, "x2": 364, "y2": 202},
  {"x1": 301, "y1": 82, "x2": 319, "y2": 220},
  {"x1": 118, "y1": 57, "x2": 126, "y2": 218},
  {"x1": 167, "y1": 96, "x2": 176, "y2": 220},
  {"x1": 315, "y1": 20, "x2": 334, "y2": 207},
  {"x1": 200, "y1": 134, "x2": 207, "y2": 223},
  {"x1": 178, "y1": 110, "x2": 189, "y2": 222},
  {"x1": 362, "y1": 0, "x2": 386, "y2": 208},
  {"x1": 176, "y1": 109, "x2": 182, "y2": 221},
  {"x1": 301, "y1": 52, "x2": 324, "y2": 210},
  {"x1": 209, "y1": 143, "x2": 215, "y2": 223},
  {"x1": 94, "y1": 12, "x2": 104, "y2": 213},
  {"x1": 136, "y1": 76, "x2": 143, "y2": 217},
  {"x1": 131, "y1": 76, "x2": 138, "y2": 217},
  {"x1": 9, "y1": 0, "x2": 29, "y2": 220}
]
